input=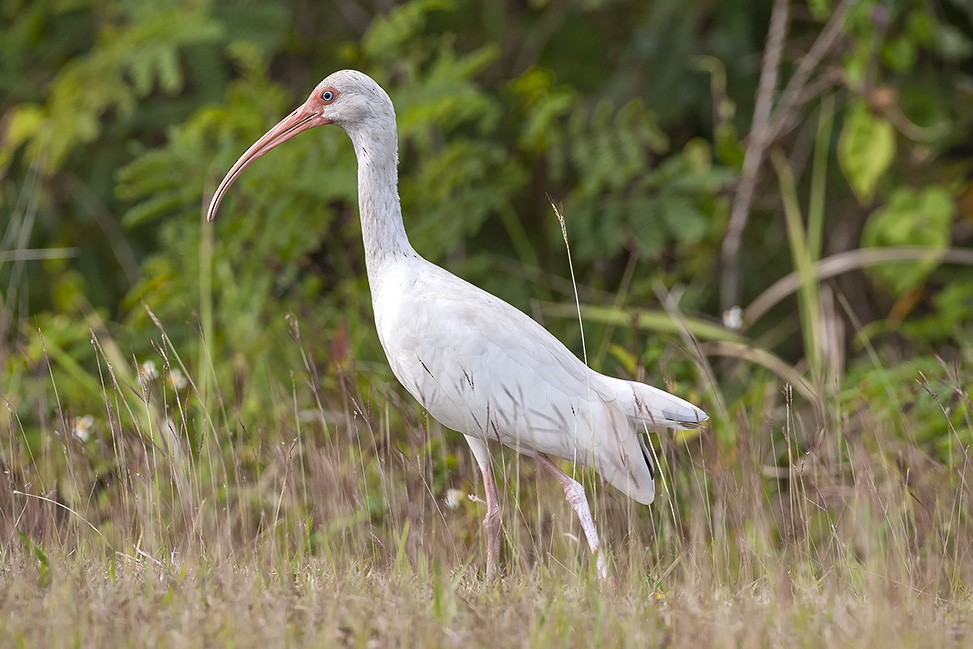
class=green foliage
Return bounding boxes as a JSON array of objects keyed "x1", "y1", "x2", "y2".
[
  {"x1": 903, "y1": 282, "x2": 973, "y2": 344},
  {"x1": 838, "y1": 101, "x2": 896, "y2": 204},
  {"x1": 1, "y1": 4, "x2": 223, "y2": 173},
  {"x1": 862, "y1": 186, "x2": 956, "y2": 294},
  {"x1": 537, "y1": 97, "x2": 732, "y2": 269}
]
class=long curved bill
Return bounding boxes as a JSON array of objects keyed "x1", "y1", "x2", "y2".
[{"x1": 206, "y1": 105, "x2": 329, "y2": 222}]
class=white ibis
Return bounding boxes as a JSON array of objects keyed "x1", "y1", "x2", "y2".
[{"x1": 208, "y1": 70, "x2": 708, "y2": 581}]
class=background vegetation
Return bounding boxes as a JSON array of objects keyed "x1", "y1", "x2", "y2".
[{"x1": 2, "y1": 0, "x2": 973, "y2": 645}]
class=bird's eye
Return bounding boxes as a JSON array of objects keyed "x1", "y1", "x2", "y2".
[{"x1": 321, "y1": 90, "x2": 335, "y2": 102}]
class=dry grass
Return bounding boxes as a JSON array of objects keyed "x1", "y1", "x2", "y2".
[
  {"x1": 1, "y1": 552, "x2": 968, "y2": 648},
  {"x1": 2, "y1": 319, "x2": 972, "y2": 647}
]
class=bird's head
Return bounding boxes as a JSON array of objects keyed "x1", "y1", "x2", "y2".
[{"x1": 206, "y1": 70, "x2": 394, "y2": 222}]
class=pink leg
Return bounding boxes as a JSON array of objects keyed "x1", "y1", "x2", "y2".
[
  {"x1": 465, "y1": 436, "x2": 502, "y2": 581},
  {"x1": 536, "y1": 454, "x2": 610, "y2": 582}
]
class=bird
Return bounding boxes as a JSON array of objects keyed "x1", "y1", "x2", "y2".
[{"x1": 207, "y1": 70, "x2": 708, "y2": 582}]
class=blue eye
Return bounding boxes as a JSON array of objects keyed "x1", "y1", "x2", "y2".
[{"x1": 321, "y1": 90, "x2": 335, "y2": 102}]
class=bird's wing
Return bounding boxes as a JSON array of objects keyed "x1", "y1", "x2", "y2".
[{"x1": 378, "y1": 262, "x2": 612, "y2": 449}]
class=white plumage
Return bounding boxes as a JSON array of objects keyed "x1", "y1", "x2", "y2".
[
  {"x1": 208, "y1": 70, "x2": 708, "y2": 581},
  {"x1": 375, "y1": 258, "x2": 705, "y2": 504}
]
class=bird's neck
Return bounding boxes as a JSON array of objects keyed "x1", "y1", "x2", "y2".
[{"x1": 348, "y1": 122, "x2": 415, "y2": 279}]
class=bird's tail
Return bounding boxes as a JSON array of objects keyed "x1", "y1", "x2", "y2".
[
  {"x1": 616, "y1": 378, "x2": 709, "y2": 431},
  {"x1": 589, "y1": 377, "x2": 708, "y2": 506}
]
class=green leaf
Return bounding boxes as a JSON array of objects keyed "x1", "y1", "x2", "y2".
[
  {"x1": 838, "y1": 101, "x2": 896, "y2": 203},
  {"x1": 882, "y1": 36, "x2": 917, "y2": 72},
  {"x1": 4, "y1": 104, "x2": 45, "y2": 148},
  {"x1": 18, "y1": 531, "x2": 51, "y2": 587},
  {"x1": 0, "y1": 104, "x2": 45, "y2": 168},
  {"x1": 714, "y1": 122, "x2": 745, "y2": 170},
  {"x1": 862, "y1": 186, "x2": 955, "y2": 294},
  {"x1": 808, "y1": 0, "x2": 831, "y2": 21},
  {"x1": 362, "y1": 0, "x2": 453, "y2": 61}
]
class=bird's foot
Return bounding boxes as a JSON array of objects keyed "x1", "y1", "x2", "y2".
[
  {"x1": 594, "y1": 552, "x2": 617, "y2": 590},
  {"x1": 485, "y1": 559, "x2": 498, "y2": 584}
]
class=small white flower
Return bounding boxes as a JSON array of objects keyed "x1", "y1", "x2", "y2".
[
  {"x1": 722, "y1": 305, "x2": 743, "y2": 331},
  {"x1": 138, "y1": 360, "x2": 159, "y2": 386},
  {"x1": 168, "y1": 368, "x2": 188, "y2": 390},
  {"x1": 444, "y1": 489, "x2": 467, "y2": 510},
  {"x1": 73, "y1": 415, "x2": 94, "y2": 442}
]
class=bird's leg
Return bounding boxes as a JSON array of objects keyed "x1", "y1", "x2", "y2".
[
  {"x1": 479, "y1": 460, "x2": 502, "y2": 582},
  {"x1": 536, "y1": 454, "x2": 610, "y2": 582},
  {"x1": 464, "y1": 436, "x2": 502, "y2": 582}
]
